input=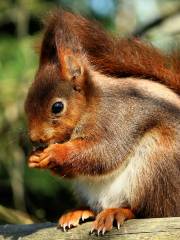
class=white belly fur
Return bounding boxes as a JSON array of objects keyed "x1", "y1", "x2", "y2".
[
  {"x1": 74, "y1": 164, "x2": 130, "y2": 212},
  {"x1": 73, "y1": 128, "x2": 159, "y2": 212}
]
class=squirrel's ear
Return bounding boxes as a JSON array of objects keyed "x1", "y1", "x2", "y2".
[
  {"x1": 58, "y1": 49, "x2": 85, "y2": 90},
  {"x1": 63, "y1": 54, "x2": 83, "y2": 80}
]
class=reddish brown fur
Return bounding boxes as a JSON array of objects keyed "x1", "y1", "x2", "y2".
[
  {"x1": 42, "y1": 9, "x2": 180, "y2": 95},
  {"x1": 25, "y1": 9, "x2": 180, "y2": 235},
  {"x1": 130, "y1": 124, "x2": 180, "y2": 217}
]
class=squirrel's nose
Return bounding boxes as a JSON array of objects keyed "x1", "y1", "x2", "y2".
[{"x1": 29, "y1": 130, "x2": 47, "y2": 146}]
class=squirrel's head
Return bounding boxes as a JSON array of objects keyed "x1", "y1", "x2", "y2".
[{"x1": 25, "y1": 50, "x2": 88, "y2": 147}]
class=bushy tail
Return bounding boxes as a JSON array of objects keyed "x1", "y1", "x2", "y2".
[{"x1": 41, "y1": 9, "x2": 180, "y2": 95}]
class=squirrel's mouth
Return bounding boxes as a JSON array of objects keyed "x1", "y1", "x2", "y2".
[
  {"x1": 31, "y1": 136, "x2": 71, "y2": 152},
  {"x1": 32, "y1": 142, "x2": 48, "y2": 152}
]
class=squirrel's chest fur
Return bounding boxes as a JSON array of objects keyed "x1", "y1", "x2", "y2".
[
  {"x1": 73, "y1": 152, "x2": 143, "y2": 213},
  {"x1": 74, "y1": 169, "x2": 130, "y2": 212},
  {"x1": 73, "y1": 123, "x2": 175, "y2": 213}
]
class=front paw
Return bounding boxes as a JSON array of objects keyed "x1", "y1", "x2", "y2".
[
  {"x1": 90, "y1": 208, "x2": 134, "y2": 235},
  {"x1": 58, "y1": 209, "x2": 95, "y2": 231},
  {"x1": 28, "y1": 144, "x2": 60, "y2": 169}
]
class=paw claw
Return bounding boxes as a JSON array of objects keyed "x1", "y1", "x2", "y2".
[
  {"x1": 102, "y1": 228, "x2": 106, "y2": 235},
  {"x1": 90, "y1": 228, "x2": 94, "y2": 234},
  {"x1": 97, "y1": 229, "x2": 101, "y2": 236},
  {"x1": 63, "y1": 224, "x2": 68, "y2": 232}
]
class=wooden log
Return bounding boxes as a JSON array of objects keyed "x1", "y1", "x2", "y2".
[{"x1": 0, "y1": 217, "x2": 179, "y2": 240}]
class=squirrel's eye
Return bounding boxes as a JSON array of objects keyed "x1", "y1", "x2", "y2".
[{"x1": 51, "y1": 101, "x2": 64, "y2": 114}]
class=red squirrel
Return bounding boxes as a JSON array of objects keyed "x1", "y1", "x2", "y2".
[{"x1": 25, "y1": 9, "x2": 180, "y2": 235}]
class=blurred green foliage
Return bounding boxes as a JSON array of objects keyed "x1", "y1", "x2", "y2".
[
  {"x1": 0, "y1": 35, "x2": 75, "y2": 222},
  {"x1": 0, "y1": 0, "x2": 180, "y2": 224},
  {"x1": 0, "y1": 0, "x2": 118, "y2": 224}
]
